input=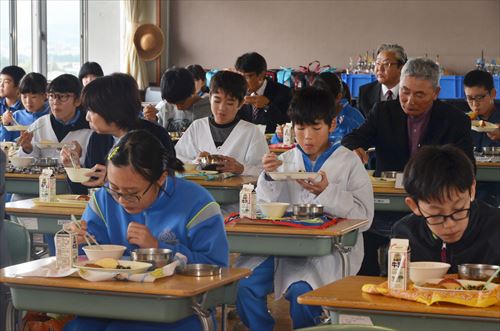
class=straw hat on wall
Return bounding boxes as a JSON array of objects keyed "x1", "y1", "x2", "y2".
[{"x1": 133, "y1": 24, "x2": 165, "y2": 61}]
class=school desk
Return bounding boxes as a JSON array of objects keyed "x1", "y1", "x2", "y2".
[
  {"x1": 476, "y1": 161, "x2": 500, "y2": 182},
  {"x1": 225, "y1": 218, "x2": 369, "y2": 278},
  {"x1": 297, "y1": 275, "x2": 500, "y2": 331},
  {"x1": 0, "y1": 258, "x2": 251, "y2": 331},
  {"x1": 5, "y1": 173, "x2": 71, "y2": 195},
  {"x1": 184, "y1": 175, "x2": 257, "y2": 204}
]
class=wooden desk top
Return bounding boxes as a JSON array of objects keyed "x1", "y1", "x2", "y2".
[
  {"x1": 225, "y1": 218, "x2": 368, "y2": 237},
  {"x1": 298, "y1": 276, "x2": 500, "y2": 319},
  {"x1": 6, "y1": 199, "x2": 85, "y2": 216},
  {"x1": 187, "y1": 175, "x2": 257, "y2": 188},
  {"x1": 6, "y1": 173, "x2": 67, "y2": 180},
  {"x1": 0, "y1": 258, "x2": 251, "y2": 297},
  {"x1": 372, "y1": 186, "x2": 406, "y2": 195},
  {"x1": 477, "y1": 161, "x2": 500, "y2": 168}
]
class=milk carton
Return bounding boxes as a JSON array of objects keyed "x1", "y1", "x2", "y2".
[
  {"x1": 240, "y1": 183, "x2": 256, "y2": 219},
  {"x1": 283, "y1": 122, "x2": 294, "y2": 146},
  {"x1": 388, "y1": 238, "x2": 410, "y2": 290},
  {"x1": 39, "y1": 168, "x2": 56, "y2": 202},
  {"x1": 55, "y1": 225, "x2": 78, "y2": 269}
]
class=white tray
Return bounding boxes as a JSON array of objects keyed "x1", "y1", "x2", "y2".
[
  {"x1": 76, "y1": 260, "x2": 152, "y2": 274},
  {"x1": 471, "y1": 120, "x2": 498, "y2": 133},
  {"x1": 4, "y1": 125, "x2": 29, "y2": 131},
  {"x1": 35, "y1": 141, "x2": 66, "y2": 149},
  {"x1": 268, "y1": 172, "x2": 319, "y2": 181},
  {"x1": 414, "y1": 278, "x2": 497, "y2": 293}
]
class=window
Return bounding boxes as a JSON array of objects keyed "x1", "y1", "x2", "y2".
[
  {"x1": 17, "y1": 0, "x2": 32, "y2": 72},
  {"x1": 0, "y1": 0, "x2": 10, "y2": 68},
  {"x1": 46, "y1": 0, "x2": 81, "y2": 79}
]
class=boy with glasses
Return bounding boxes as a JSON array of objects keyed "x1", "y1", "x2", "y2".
[
  {"x1": 392, "y1": 145, "x2": 500, "y2": 273},
  {"x1": 18, "y1": 74, "x2": 91, "y2": 163}
]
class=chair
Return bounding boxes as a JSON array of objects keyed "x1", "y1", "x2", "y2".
[
  {"x1": 3, "y1": 220, "x2": 31, "y2": 265},
  {"x1": 296, "y1": 324, "x2": 396, "y2": 331}
]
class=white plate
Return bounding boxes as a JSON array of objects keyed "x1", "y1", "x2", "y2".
[
  {"x1": 76, "y1": 260, "x2": 152, "y2": 274},
  {"x1": 268, "y1": 172, "x2": 320, "y2": 181},
  {"x1": 471, "y1": 120, "x2": 498, "y2": 133},
  {"x1": 4, "y1": 125, "x2": 29, "y2": 131},
  {"x1": 414, "y1": 278, "x2": 497, "y2": 292},
  {"x1": 35, "y1": 141, "x2": 66, "y2": 149}
]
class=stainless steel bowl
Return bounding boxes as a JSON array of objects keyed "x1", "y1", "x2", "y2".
[
  {"x1": 35, "y1": 157, "x2": 59, "y2": 167},
  {"x1": 179, "y1": 264, "x2": 222, "y2": 277},
  {"x1": 381, "y1": 171, "x2": 398, "y2": 179},
  {"x1": 198, "y1": 155, "x2": 224, "y2": 171},
  {"x1": 458, "y1": 264, "x2": 500, "y2": 282},
  {"x1": 130, "y1": 248, "x2": 173, "y2": 268},
  {"x1": 482, "y1": 147, "x2": 500, "y2": 156},
  {"x1": 293, "y1": 204, "x2": 324, "y2": 219}
]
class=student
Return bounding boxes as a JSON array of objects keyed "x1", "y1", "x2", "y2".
[
  {"x1": 463, "y1": 70, "x2": 500, "y2": 207},
  {"x1": 187, "y1": 64, "x2": 209, "y2": 97},
  {"x1": 270, "y1": 72, "x2": 364, "y2": 145},
  {"x1": 0, "y1": 72, "x2": 50, "y2": 142},
  {"x1": 0, "y1": 65, "x2": 26, "y2": 139},
  {"x1": 64, "y1": 130, "x2": 229, "y2": 331},
  {"x1": 175, "y1": 71, "x2": 269, "y2": 212},
  {"x1": 235, "y1": 52, "x2": 292, "y2": 133},
  {"x1": 18, "y1": 74, "x2": 91, "y2": 163},
  {"x1": 78, "y1": 61, "x2": 104, "y2": 86},
  {"x1": 60, "y1": 73, "x2": 175, "y2": 190},
  {"x1": 392, "y1": 145, "x2": 500, "y2": 273},
  {"x1": 235, "y1": 87, "x2": 374, "y2": 330},
  {"x1": 143, "y1": 67, "x2": 211, "y2": 132}
]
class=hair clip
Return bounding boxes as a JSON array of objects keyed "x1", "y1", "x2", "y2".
[{"x1": 107, "y1": 146, "x2": 120, "y2": 160}]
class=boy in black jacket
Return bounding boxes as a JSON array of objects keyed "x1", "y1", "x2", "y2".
[{"x1": 392, "y1": 145, "x2": 500, "y2": 273}]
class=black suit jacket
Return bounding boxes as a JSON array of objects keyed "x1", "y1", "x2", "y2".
[
  {"x1": 238, "y1": 78, "x2": 292, "y2": 133},
  {"x1": 358, "y1": 81, "x2": 381, "y2": 117},
  {"x1": 342, "y1": 99, "x2": 474, "y2": 176}
]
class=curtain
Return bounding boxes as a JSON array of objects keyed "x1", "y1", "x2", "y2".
[{"x1": 123, "y1": 0, "x2": 149, "y2": 90}]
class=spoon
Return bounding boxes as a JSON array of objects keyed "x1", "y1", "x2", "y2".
[{"x1": 484, "y1": 268, "x2": 500, "y2": 289}]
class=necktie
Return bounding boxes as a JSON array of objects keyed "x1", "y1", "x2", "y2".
[
  {"x1": 252, "y1": 92, "x2": 259, "y2": 121},
  {"x1": 386, "y1": 90, "x2": 394, "y2": 101}
]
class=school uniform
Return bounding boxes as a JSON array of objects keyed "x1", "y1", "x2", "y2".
[
  {"x1": 0, "y1": 102, "x2": 50, "y2": 142},
  {"x1": 155, "y1": 97, "x2": 211, "y2": 132},
  {"x1": 18, "y1": 111, "x2": 91, "y2": 165},
  {"x1": 235, "y1": 143, "x2": 374, "y2": 330},
  {"x1": 0, "y1": 98, "x2": 25, "y2": 141},
  {"x1": 64, "y1": 177, "x2": 229, "y2": 331},
  {"x1": 392, "y1": 200, "x2": 500, "y2": 273}
]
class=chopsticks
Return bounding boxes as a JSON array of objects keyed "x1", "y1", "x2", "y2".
[{"x1": 70, "y1": 215, "x2": 102, "y2": 249}]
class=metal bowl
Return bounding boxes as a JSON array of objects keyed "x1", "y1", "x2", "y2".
[
  {"x1": 198, "y1": 155, "x2": 224, "y2": 171},
  {"x1": 292, "y1": 204, "x2": 324, "y2": 219},
  {"x1": 458, "y1": 264, "x2": 500, "y2": 282},
  {"x1": 130, "y1": 248, "x2": 173, "y2": 268},
  {"x1": 482, "y1": 147, "x2": 500, "y2": 156},
  {"x1": 178, "y1": 264, "x2": 222, "y2": 277},
  {"x1": 35, "y1": 157, "x2": 59, "y2": 167},
  {"x1": 381, "y1": 171, "x2": 398, "y2": 179}
]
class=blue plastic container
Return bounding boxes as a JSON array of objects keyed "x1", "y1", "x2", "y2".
[
  {"x1": 494, "y1": 76, "x2": 500, "y2": 100},
  {"x1": 439, "y1": 76, "x2": 464, "y2": 99},
  {"x1": 341, "y1": 74, "x2": 376, "y2": 98}
]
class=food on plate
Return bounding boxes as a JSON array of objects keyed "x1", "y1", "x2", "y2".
[
  {"x1": 438, "y1": 278, "x2": 462, "y2": 289},
  {"x1": 421, "y1": 278, "x2": 487, "y2": 291},
  {"x1": 84, "y1": 263, "x2": 102, "y2": 268},
  {"x1": 467, "y1": 111, "x2": 478, "y2": 120},
  {"x1": 85, "y1": 258, "x2": 131, "y2": 270},
  {"x1": 76, "y1": 194, "x2": 90, "y2": 201}
]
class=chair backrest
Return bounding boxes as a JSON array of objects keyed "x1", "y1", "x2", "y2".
[
  {"x1": 145, "y1": 86, "x2": 162, "y2": 103},
  {"x1": 3, "y1": 220, "x2": 31, "y2": 265},
  {"x1": 296, "y1": 325, "x2": 396, "y2": 331}
]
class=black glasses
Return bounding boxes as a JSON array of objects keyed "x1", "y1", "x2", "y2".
[
  {"x1": 374, "y1": 61, "x2": 399, "y2": 69},
  {"x1": 417, "y1": 203, "x2": 471, "y2": 226},
  {"x1": 104, "y1": 182, "x2": 154, "y2": 204},
  {"x1": 48, "y1": 93, "x2": 73, "y2": 103},
  {"x1": 466, "y1": 93, "x2": 489, "y2": 103}
]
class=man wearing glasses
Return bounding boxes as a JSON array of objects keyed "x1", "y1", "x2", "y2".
[
  {"x1": 464, "y1": 69, "x2": 500, "y2": 207},
  {"x1": 393, "y1": 145, "x2": 500, "y2": 273},
  {"x1": 358, "y1": 44, "x2": 407, "y2": 117}
]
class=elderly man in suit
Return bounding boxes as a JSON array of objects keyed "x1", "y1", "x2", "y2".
[
  {"x1": 358, "y1": 44, "x2": 407, "y2": 117},
  {"x1": 342, "y1": 57, "x2": 474, "y2": 276},
  {"x1": 235, "y1": 52, "x2": 292, "y2": 133}
]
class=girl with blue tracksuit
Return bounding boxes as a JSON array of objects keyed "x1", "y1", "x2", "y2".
[
  {"x1": 0, "y1": 72, "x2": 50, "y2": 142},
  {"x1": 270, "y1": 72, "x2": 364, "y2": 146},
  {"x1": 63, "y1": 130, "x2": 229, "y2": 331},
  {"x1": 235, "y1": 87, "x2": 373, "y2": 330}
]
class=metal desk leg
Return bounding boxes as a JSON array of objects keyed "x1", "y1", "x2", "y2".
[
  {"x1": 221, "y1": 304, "x2": 228, "y2": 331},
  {"x1": 192, "y1": 293, "x2": 215, "y2": 331},
  {"x1": 334, "y1": 242, "x2": 352, "y2": 278},
  {"x1": 328, "y1": 310, "x2": 340, "y2": 324}
]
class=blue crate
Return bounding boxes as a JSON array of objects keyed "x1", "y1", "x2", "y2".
[
  {"x1": 438, "y1": 76, "x2": 464, "y2": 100},
  {"x1": 494, "y1": 76, "x2": 500, "y2": 100},
  {"x1": 341, "y1": 74, "x2": 376, "y2": 98}
]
